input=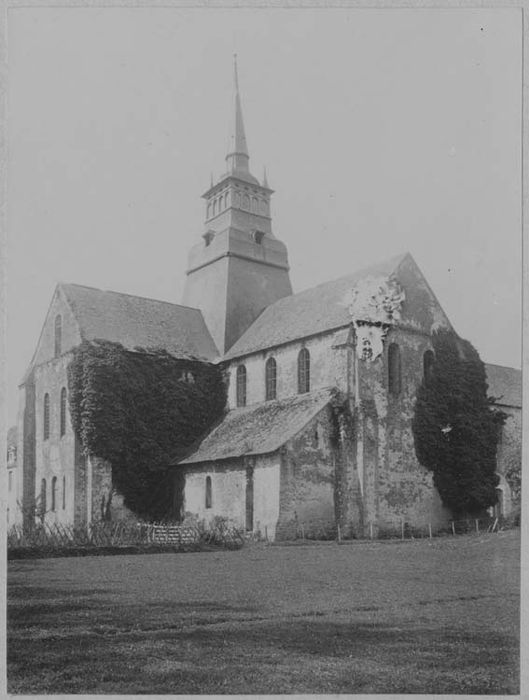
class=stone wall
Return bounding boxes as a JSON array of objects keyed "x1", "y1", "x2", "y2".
[
  {"x1": 33, "y1": 354, "x2": 78, "y2": 525},
  {"x1": 276, "y1": 406, "x2": 336, "y2": 539},
  {"x1": 182, "y1": 454, "x2": 281, "y2": 538},
  {"x1": 7, "y1": 463, "x2": 19, "y2": 526},
  {"x1": 357, "y1": 326, "x2": 450, "y2": 533},
  {"x1": 87, "y1": 456, "x2": 137, "y2": 524},
  {"x1": 495, "y1": 404, "x2": 522, "y2": 515},
  {"x1": 19, "y1": 377, "x2": 35, "y2": 529},
  {"x1": 222, "y1": 322, "x2": 453, "y2": 536},
  {"x1": 226, "y1": 327, "x2": 352, "y2": 408},
  {"x1": 18, "y1": 287, "x2": 84, "y2": 527}
]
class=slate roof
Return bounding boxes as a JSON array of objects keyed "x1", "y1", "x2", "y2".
[
  {"x1": 61, "y1": 284, "x2": 219, "y2": 361},
  {"x1": 223, "y1": 253, "x2": 408, "y2": 359},
  {"x1": 485, "y1": 363, "x2": 522, "y2": 408},
  {"x1": 177, "y1": 388, "x2": 335, "y2": 465}
]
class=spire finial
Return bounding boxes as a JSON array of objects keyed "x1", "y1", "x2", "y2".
[
  {"x1": 233, "y1": 53, "x2": 239, "y2": 92},
  {"x1": 263, "y1": 166, "x2": 269, "y2": 188},
  {"x1": 226, "y1": 55, "x2": 249, "y2": 172}
]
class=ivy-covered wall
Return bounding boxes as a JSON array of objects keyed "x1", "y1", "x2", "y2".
[{"x1": 67, "y1": 340, "x2": 227, "y2": 521}]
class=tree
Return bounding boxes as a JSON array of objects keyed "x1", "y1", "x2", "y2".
[
  {"x1": 67, "y1": 340, "x2": 226, "y2": 520},
  {"x1": 412, "y1": 329, "x2": 506, "y2": 516}
]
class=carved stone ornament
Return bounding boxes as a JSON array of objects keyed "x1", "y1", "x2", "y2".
[
  {"x1": 345, "y1": 276, "x2": 406, "y2": 324},
  {"x1": 341, "y1": 276, "x2": 405, "y2": 362}
]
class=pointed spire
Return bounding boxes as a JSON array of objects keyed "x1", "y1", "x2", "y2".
[
  {"x1": 226, "y1": 54, "x2": 249, "y2": 173},
  {"x1": 262, "y1": 166, "x2": 269, "y2": 188}
]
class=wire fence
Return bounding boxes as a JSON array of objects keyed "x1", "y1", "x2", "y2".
[
  {"x1": 275, "y1": 514, "x2": 516, "y2": 544},
  {"x1": 7, "y1": 513, "x2": 518, "y2": 554}
]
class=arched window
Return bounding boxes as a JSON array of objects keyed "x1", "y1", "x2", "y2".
[
  {"x1": 51, "y1": 476, "x2": 57, "y2": 511},
  {"x1": 388, "y1": 343, "x2": 402, "y2": 396},
  {"x1": 60, "y1": 387, "x2": 67, "y2": 436},
  {"x1": 236, "y1": 365, "x2": 247, "y2": 407},
  {"x1": 423, "y1": 350, "x2": 435, "y2": 385},
  {"x1": 252, "y1": 197, "x2": 258, "y2": 212},
  {"x1": 265, "y1": 357, "x2": 277, "y2": 401},
  {"x1": 234, "y1": 191, "x2": 241, "y2": 208},
  {"x1": 40, "y1": 478, "x2": 47, "y2": 517},
  {"x1": 242, "y1": 194, "x2": 250, "y2": 210},
  {"x1": 62, "y1": 475, "x2": 66, "y2": 510},
  {"x1": 207, "y1": 202, "x2": 211, "y2": 219},
  {"x1": 205, "y1": 476, "x2": 212, "y2": 509},
  {"x1": 297, "y1": 348, "x2": 310, "y2": 394},
  {"x1": 224, "y1": 193, "x2": 229, "y2": 208},
  {"x1": 54, "y1": 314, "x2": 62, "y2": 358},
  {"x1": 212, "y1": 199, "x2": 217, "y2": 216},
  {"x1": 43, "y1": 393, "x2": 50, "y2": 440}
]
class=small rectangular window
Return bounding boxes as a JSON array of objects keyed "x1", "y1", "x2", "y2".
[{"x1": 205, "y1": 475, "x2": 212, "y2": 509}]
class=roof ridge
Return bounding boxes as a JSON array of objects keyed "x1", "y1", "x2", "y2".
[
  {"x1": 229, "y1": 386, "x2": 334, "y2": 413},
  {"x1": 484, "y1": 362, "x2": 522, "y2": 372},
  {"x1": 287, "y1": 252, "x2": 409, "y2": 301},
  {"x1": 61, "y1": 283, "x2": 202, "y2": 313},
  {"x1": 224, "y1": 253, "x2": 410, "y2": 360}
]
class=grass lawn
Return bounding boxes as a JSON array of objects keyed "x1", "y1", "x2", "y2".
[{"x1": 7, "y1": 530, "x2": 519, "y2": 694}]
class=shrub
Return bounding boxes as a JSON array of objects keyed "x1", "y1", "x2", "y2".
[{"x1": 412, "y1": 329, "x2": 506, "y2": 517}]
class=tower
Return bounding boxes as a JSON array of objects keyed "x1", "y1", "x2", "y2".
[{"x1": 182, "y1": 56, "x2": 292, "y2": 355}]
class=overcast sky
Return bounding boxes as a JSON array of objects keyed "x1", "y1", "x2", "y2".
[{"x1": 7, "y1": 7, "x2": 522, "y2": 425}]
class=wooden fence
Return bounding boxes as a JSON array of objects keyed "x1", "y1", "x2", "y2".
[{"x1": 7, "y1": 519, "x2": 245, "y2": 552}]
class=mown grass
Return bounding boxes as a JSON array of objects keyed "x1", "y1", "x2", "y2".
[{"x1": 7, "y1": 530, "x2": 520, "y2": 694}]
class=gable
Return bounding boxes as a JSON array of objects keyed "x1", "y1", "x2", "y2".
[
  {"x1": 391, "y1": 254, "x2": 453, "y2": 333},
  {"x1": 22, "y1": 283, "x2": 220, "y2": 384},
  {"x1": 29, "y1": 285, "x2": 83, "y2": 373}
]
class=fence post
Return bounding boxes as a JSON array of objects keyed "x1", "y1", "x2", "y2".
[
  {"x1": 401, "y1": 520, "x2": 404, "y2": 540},
  {"x1": 301, "y1": 524, "x2": 305, "y2": 540},
  {"x1": 451, "y1": 521, "x2": 456, "y2": 536},
  {"x1": 370, "y1": 522, "x2": 373, "y2": 540},
  {"x1": 475, "y1": 519, "x2": 479, "y2": 534},
  {"x1": 337, "y1": 524, "x2": 341, "y2": 543},
  {"x1": 265, "y1": 525, "x2": 268, "y2": 542},
  {"x1": 428, "y1": 523, "x2": 432, "y2": 539}
]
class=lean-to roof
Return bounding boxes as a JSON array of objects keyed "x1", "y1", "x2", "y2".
[{"x1": 177, "y1": 388, "x2": 335, "y2": 465}]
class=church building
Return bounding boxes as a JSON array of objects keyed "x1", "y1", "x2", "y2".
[{"x1": 12, "y1": 60, "x2": 521, "y2": 538}]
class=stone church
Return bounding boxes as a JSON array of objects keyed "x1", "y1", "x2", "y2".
[{"x1": 13, "y1": 61, "x2": 521, "y2": 539}]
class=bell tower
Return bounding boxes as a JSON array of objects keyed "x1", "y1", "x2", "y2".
[{"x1": 182, "y1": 56, "x2": 292, "y2": 355}]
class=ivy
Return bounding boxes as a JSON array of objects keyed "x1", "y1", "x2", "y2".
[
  {"x1": 412, "y1": 329, "x2": 506, "y2": 516},
  {"x1": 67, "y1": 340, "x2": 226, "y2": 520}
]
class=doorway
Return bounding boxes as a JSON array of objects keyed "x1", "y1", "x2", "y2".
[{"x1": 245, "y1": 467, "x2": 254, "y2": 532}]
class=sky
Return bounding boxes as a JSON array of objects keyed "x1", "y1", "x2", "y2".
[{"x1": 6, "y1": 6, "x2": 522, "y2": 426}]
